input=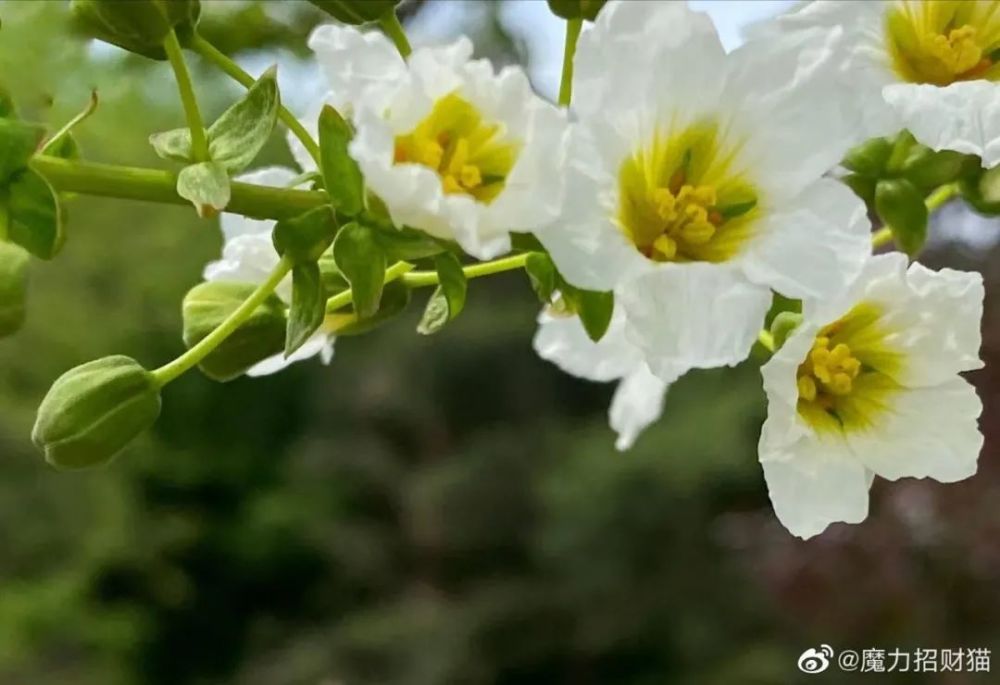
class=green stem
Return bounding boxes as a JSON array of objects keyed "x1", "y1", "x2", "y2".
[
  {"x1": 153, "y1": 257, "x2": 293, "y2": 387},
  {"x1": 871, "y1": 182, "x2": 958, "y2": 249},
  {"x1": 558, "y1": 18, "x2": 583, "y2": 108},
  {"x1": 189, "y1": 34, "x2": 322, "y2": 167},
  {"x1": 30, "y1": 156, "x2": 327, "y2": 219},
  {"x1": 326, "y1": 261, "x2": 413, "y2": 313},
  {"x1": 379, "y1": 12, "x2": 412, "y2": 58},
  {"x1": 41, "y1": 90, "x2": 98, "y2": 155},
  {"x1": 401, "y1": 252, "x2": 530, "y2": 288},
  {"x1": 163, "y1": 29, "x2": 209, "y2": 162}
]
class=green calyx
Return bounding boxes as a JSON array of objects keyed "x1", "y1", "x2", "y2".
[
  {"x1": 546, "y1": 0, "x2": 607, "y2": 21},
  {"x1": 70, "y1": 0, "x2": 201, "y2": 60},
  {"x1": 307, "y1": 0, "x2": 401, "y2": 25}
]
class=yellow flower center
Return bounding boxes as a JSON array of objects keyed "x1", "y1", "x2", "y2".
[
  {"x1": 393, "y1": 92, "x2": 519, "y2": 204},
  {"x1": 617, "y1": 122, "x2": 758, "y2": 263},
  {"x1": 885, "y1": 1, "x2": 1000, "y2": 85},
  {"x1": 796, "y1": 302, "x2": 904, "y2": 435}
]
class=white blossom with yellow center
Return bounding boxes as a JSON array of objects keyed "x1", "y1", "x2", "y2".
[
  {"x1": 759, "y1": 253, "x2": 984, "y2": 539},
  {"x1": 304, "y1": 24, "x2": 568, "y2": 259},
  {"x1": 534, "y1": 0, "x2": 871, "y2": 381},
  {"x1": 752, "y1": 0, "x2": 1000, "y2": 167}
]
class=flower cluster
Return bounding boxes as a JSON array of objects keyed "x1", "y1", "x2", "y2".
[{"x1": 16, "y1": 0, "x2": 995, "y2": 540}]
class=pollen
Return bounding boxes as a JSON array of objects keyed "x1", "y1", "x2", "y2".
[
  {"x1": 394, "y1": 92, "x2": 519, "y2": 204},
  {"x1": 885, "y1": 2, "x2": 1000, "y2": 86}
]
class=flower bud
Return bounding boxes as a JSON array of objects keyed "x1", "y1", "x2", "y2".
[
  {"x1": 32, "y1": 356, "x2": 162, "y2": 470},
  {"x1": 875, "y1": 178, "x2": 928, "y2": 257},
  {"x1": 182, "y1": 281, "x2": 287, "y2": 381},
  {"x1": 841, "y1": 137, "x2": 893, "y2": 178},
  {"x1": 959, "y1": 164, "x2": 1000, "y2": 216},
  {"x1": 307, "y1": 0, "x2": 401, "y2": 24},
  {"x1": 546, "y1": 0, "x2": 608, "y2": 21},
  {"x1": 900, "y1": 148, "x2": 973, "y2": 192},
  {"x1": 70, "y1": 0, "x2": 201, "y2": 61},
  {"x1": 769, "y1": 311, "x2": 803, "y2": 351},
  {"x1": 0, "y1": 242, "x2": 29, "y2": 338}
]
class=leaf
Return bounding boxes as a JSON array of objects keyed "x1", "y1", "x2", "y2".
[
  {"x1": 524, "y1": 251, "x2": 556, "y2": 303},
  {"x1": 318, "y1": 105, "x2": 364, "y2": 216},
  {"x1": 207, "y1": 66, "x2": 280, "y2": 173},
  {"x1": 272, "y1": 205, "x2": 338, "y2": 265},
  {"x1": 0, "y1": 118, "x2": 45, "y2": 185},
  {"x1": 149, "y1": 127, "x2": 192, "y2": 163},
  {"x1": 329, "y1": 280, "x2": 410, "y2": 336},
  {"x1": 417, "y1": 252, "x2": 467, "y2": 335},
  {"x1": 176, "y1": 161, "x2": 230, "y2": 217},
  {"x1": 332, "y1": 221, "x2": 386, "y2": 318},
  {"x1": 374, "y1": 225, "x2": 446, "y2": 260},
  {"x1": 0, "y1": 241, "x2": 29, "y2": 338},
  {"x1": 318, "y1": 251, "x2": 350, "y2": 297},
  {"x1": 562, "y1": 285, "x2": 614, "y2": 342},
  {"x1": 6, "y1": 168, "x2": 64, "y2": 260},
  {"x1": 875, "y1": 178, "x2": 928, "y2": 257},
  {"x1": 285, "y1": 261, "x2": 326, "y2": 356}
]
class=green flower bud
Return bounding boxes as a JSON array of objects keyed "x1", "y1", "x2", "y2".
[
  {"x1": 182, "y1": 281, "x2": 287, "y2": 382},
  {"x1": 769, "y1": 311, "x2": 803, "y2": 351},
  {"x1": 70, "y1": 0, "x2": 201, "y2": 61},
  {"x1": 900, "y1": 148, "x2": 973, "y2": 192},
  {"x1": 546, "y1": 0, "x2": 608, "y2": 21},
  {"x1": 0, "y1": 242, "x2": 29, "y2": 338},
  {"x1": 32, "y1": 356, "x2": 162, "y2": 470},
  {"x1": 841, "y1": 137, "x2": 893, "y2": 178},
  {"x1": 307, "y1": 0, "x2": 400, "y2": 24},
  {"x1": 875, "y1": 178, "x2": 928, "y2": 257},
  {"x1": 959, "y1": 164, "x2": 1000, "y2": 216}
]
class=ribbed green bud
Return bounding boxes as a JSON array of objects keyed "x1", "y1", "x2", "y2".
[
  {"x1": 182, "y1": 281, "x2": 287, "y2": 382},
  {"x1": 959, "y1": 165, "x2": 1000, "y2": 216},
  {"x1": 842, "y1": 137, "x2": 893, "y2": 178},
  {"x1": 70, "y1": 0, "x2": 201, "y2": 60},
  {"x1": 900, "y1": 148, "x2": 973, "y2": 192},
  {"x1": 307, "y1": 0, "x2": 400, "y2": 24},
  {"x1": 546, "y1": 0, "x2": 608, "y2": 21},
  {"x1": 32, "y1": 356, "x2": 162, "y2": 469},
  {"x1": 0, "y1": 242, "x2": 29, "y2": 337},
  {"x1": 875, "y1": 178, "x2": 928, "y2": 257}
]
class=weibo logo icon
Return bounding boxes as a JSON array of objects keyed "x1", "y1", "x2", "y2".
[{"x1": 798, "y1": 645, "x2": 834, "y2": 674}]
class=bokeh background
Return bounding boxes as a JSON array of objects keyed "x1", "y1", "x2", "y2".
[{"x1": 1, "y1": 1, "x2": 999, "y2": 683}]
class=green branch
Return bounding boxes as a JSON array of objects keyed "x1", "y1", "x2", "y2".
[{"x1": 163, "y1": 29, "x2": 209, "y2": 162}]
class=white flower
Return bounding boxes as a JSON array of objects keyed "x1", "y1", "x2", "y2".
[
  {"x1": 534, "y1": 0, "x2": 871, "y2": 381},
  {"x1": 752, "y1": 0, "x2": 1000, "y2": 167},
  {"x1": 204, "y1": 166, "x2": 334, "y2": 377},
  {"x1": 533, "y1": 304, "x2": 677, "y2": 451},
  {"x1": 304, "y1": 24, "x2": 568, "y2": 260},
  {"x1": 759, "y1": 252, "x2": 984, "y2": 539}
]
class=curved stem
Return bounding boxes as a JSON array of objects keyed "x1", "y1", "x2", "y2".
[
  {"x1": 189, "y1": 34, "x2": 322, "y2": 167},
  {"x1": 163, "y1": 30, "x2": 209, "y2": 162},
  {"x1": 41, "y1": 90, "x2": 98, "y2": 155},
  {"x1": 379, "y1": 12, "x2": 412, "y2": 58},
  {"x1": 31, "y1": 156, "x2": 327, "y2": 219},
  {"x1": 871, "y1": 182, "x2": 958, "y2": 250},
  {"x1": 401, "y1": 252, "x2": 530, "y2": 288},
  {"x1": 152, "y1": 257, "x2": 293, "y2": 387},
  {"x1": 558, "y1": 18, "x2": 583, "y2": 107}
]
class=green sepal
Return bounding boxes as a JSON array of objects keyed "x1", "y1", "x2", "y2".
[
  {"x1": 318, "y1": 105, "x2": 364, "y2": 216},
  {"x1": 181, "y1": 281, "x2": 287, "y2": 382},
  {"x1": 841, "y1": 136, "x2": 893, "y2": 178},
  {"x1": 524, "y1": 251, "x2": 556, "y2": 304},
  {"x1": 285, "y1": 261, "x2": 326, "y2": 356},
  {"x1": 31, "y1": 355, "x2": 162, "y2": 470},
  {"x1": 177, "y1": 161, "x2": 230, "y2": 218},
  {"x1": 561, "y1": 284, "x2": 614, "y2": 342},
  {"x1": 416, "y1": 252, "x2": 467, "y2": 335},
  {"x1": 6, "y1": 168, "x2": 65, "y2": 260},
  {"x1": 70, "y1": 0, "x2": 202, "y2": 61},
  {"x1": 272, "y1": 205, "x2": 338, "y2": 265},
  {"x1": 959, "y1": 165, "x2": 1000, "y2": 215},
  {"x1": 307, "y1": 0, "x2": 401, "y2": 24},
  {"x1": 769, "y1": 311, "x2": 803, "y2": 351},
  {"x1": 0, "y1": 241, "x2": 29, "y2": 338},
  {"x1": 332, "y1": 221, "x2": 386, "y2": 318},
  {"x1": 841, "y1": 173, "x2": 877, "y2": 206},
  {"x1": 207, "y1": 66, "x2": 280, "y2": 173},
  {"x1": 900, "y1": 148, "x2": 973, "y2": 192},
  {"x1": 875, "y1": 178, "x2": 928, "y2": 257},
  {"x1": 328, "y1": 280, "x2": 410, "y2": 336},
  {"x1": 318, "y1": 251, "x2": 349, "y2": 297},
  {"x1": 374, "y1": 225, "x2": 447, "y2": 261},
  {"x1": 546, "y1": 0, "x2": 607, "y2": 21},
  {"x1": 0, "y1": 118, "x2": 45, "y2": 185}
]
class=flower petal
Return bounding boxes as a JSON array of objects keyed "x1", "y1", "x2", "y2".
[
  {"x1": 220, "y1": 166, "x2": 298, "y2": 242},
  {"x1": 533, "y1": 307, "x2": 641, "y2": 383},
  {"x1": 247, "y1": 333, "x2": 334, "y2": 377},
  {"x1": 609, "y1": 365, "x2": 672, "y2": 451}
]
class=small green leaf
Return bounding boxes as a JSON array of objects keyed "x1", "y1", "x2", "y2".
[
  {"x1": 0, "y1": 118, "x2": 45, "y2": 185},
  {"x1": 374, "y1": 225, "x2": 447, "y2": 260},
  {"x1": 417, "y1": 252, "x2": 467, "y2": 335},
  {"x1": 307, "y1": 0, "x2": 401, "y2": 24},
  {"x1": 318, "y1": 105, "x2": 364, "y2": 216},
  {"x1": 901, "y1": 148, "x2": 973, "y2": 192},
  {"x1": 841, "y1": 173, "x2": 877, "y2": 206},
  {"x1": 182, "y1": 281, "x2": 287, "y2": 382},
  {"x1": 562, "y1": 285, "x2": 614, "y2": 342},
  {"x1": 286, "y1": 262, "x2": 326, "y2": 356},
  {"x1": 329, "y1": 280, "x2": 410, "y2": 336},
  {"x1": 207, "y1": 66, "x2": 280, "y2": 173},
  {"x1": 177, "y1": 161, "x2": 230, "y2": 217},
  {"x1": 524, "y1": 251, "x2": 556, "y2": 304},
  {"x1": 841, "y1": 137, "x2": 893, "y2": 178},
  {"x1": 7, "y1": 168, "x2": 64, "y2": 260},
  {"x1": 0, "y1": 241, "x2": 29, "y2": 338},
  {"x1": 332, "y1": 221, "x2": 386, "y2": 318},
  {"x1": 149, "y1": 127, "x2": 192, "y2": 163},
  {"x1": 318, "y1": 251, "x2": 350, "y2": 297},
  {"x1": 875, "y1": 178, "x2": 928, "y2": 257},
  {"x1": 272, "y1": 205, "x2": 338, "y2": 264}
]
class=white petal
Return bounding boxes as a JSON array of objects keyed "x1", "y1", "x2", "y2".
[
  {"x1": 533, "y1": 307, "x2": 642, "y2": 383},
  {"x1": 758, "y1": 322, "x2": 822, "y2": 456},
  {"x1": 848, "y1": 377, "x2": 983, "y2": 483},
  {"x1": 620, "y1": 264, "x2": 772, "y2": 377},
  {"x1": 203, "y1": 234, "x2": 292, "y2": 302},
  {"x1": 885, "y1": 81, "x2": 1000, "y2": 168},
  {"x1": 609, "y1": 365, "x2": 672, "y2": 451},
  {"x1": 219, "y1": 167, "x2": 297, "y2": 242},
  {"x1": 247, "y1": 333, "x2": 335, "y2": 377},
  {"x1": 760, "y1": 442, "x2": 871, "y2": 540},
  {"x1": 741, "y1": 178, "x2": 871, "y2": 300},
  {"x1": 308, "y1": 24, "x2": 406, "y2": 114}
]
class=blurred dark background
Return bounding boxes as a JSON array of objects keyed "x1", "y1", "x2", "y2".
[{"x1": 0, "y1": 1, "x2": 998, "y2": 683}]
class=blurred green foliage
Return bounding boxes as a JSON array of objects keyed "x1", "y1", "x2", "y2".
[{"x1": 0, "y1": 2, "x2": 998, "y2": 684}]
